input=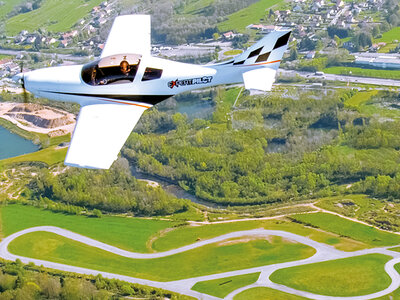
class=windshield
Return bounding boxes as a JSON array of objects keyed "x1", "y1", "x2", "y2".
[{"x1": 81, "y1": 54, "x2": 141, "y2": 86}]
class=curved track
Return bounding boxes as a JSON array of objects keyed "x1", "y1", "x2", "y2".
[{"x1": 1, "y1": 226, "x2": 400, "y2": 299}]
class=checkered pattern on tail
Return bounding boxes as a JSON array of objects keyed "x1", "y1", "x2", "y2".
[{"x1": 232, "y1": 30, "x2": 291, "y2": 68}]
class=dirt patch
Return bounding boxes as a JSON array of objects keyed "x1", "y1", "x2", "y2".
[
  {"x1": 217, "y1": 235, "x2": 294, "y2": 246},
  {"x1": 0, "y1": 102, "x2": 76, "y2": 135},
  {"x1": 146, "y1": 227, "x2": 177, "y2": 252}
]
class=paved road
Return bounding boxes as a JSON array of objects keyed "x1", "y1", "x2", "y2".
[
  {"x1": 1, "y1": 226, "x2": 400, "y2": 299},
  {"x1": 278, "y1": 69, "x2": 400, "y2": 87}
]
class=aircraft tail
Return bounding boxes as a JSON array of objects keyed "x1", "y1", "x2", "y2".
[{"x1": 233, "y1": 30, "x2": 291, "y2": 91}]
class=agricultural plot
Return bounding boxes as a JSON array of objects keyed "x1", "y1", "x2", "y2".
[
  {"x1": 8, "y1": 231, "x2": 315, "y2": 281},
  {"x1": 270, "y1": 254, "x2": 392, "y2": 297},
  {"x1": 6, "y1": 0, "x2": 104, "y2": 35},
  {"x1": 217, "y1": 0, "x2": 284, "y2": 32}
]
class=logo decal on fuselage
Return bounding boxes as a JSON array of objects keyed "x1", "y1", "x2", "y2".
[{"x1": 168, "y1": 76, "x2": 213, "y2": 89}]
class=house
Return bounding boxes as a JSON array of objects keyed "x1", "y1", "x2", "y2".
[{"x1": 223, "y1": 31, "x2": 235, "y2": 39}]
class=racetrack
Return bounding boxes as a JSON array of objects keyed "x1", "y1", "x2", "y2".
[{"x1": 1, "y1": 226, "x2": 400, "y2": 299}]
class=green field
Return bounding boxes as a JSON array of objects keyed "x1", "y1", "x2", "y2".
[
  {"x1": 0, "y1": 146, "x2": 67, "y2": 167},
  {"x1": 373, "y1": 263, "x2": 400, "y2": 299},
  {"x1": 234, "y1": 287, "x2": 308, "y2": 300},
  {"x1": 9, "y1": 231, "x2": 315, "y2": 281},
  {"x1": 182, "y1": 0, "x2": 214, "y2": 14},
  {"x1": 218, "y1": 0, "x2": 284, "y2": 32},
  {"x1": 0, "y1": 0, "x2": 26, "y2": 20},
  {"x1": 6, "y1": 0, "x2": 103, "y2": 35},
  {"x1": 0, "y1": 204, "x2": 176, "y2": 253},
  {"x1": 324, "y1": 67, "x2": 400, "y2": 80},
  {"x1": 376, "y1": 26, "x2": 400, "y2": 43},
  {"x1": 290, "y1": 213, "x2": 400, "y2": 247},
  {"x1": 270, "y1": 254, "x2": 391, "y2": 297},
  {"x1": 223, "y1": 50, "x2": 243, "y2": 56},
  {"x1": 192, "y1": 273, "x2": 260, "y2": 298},
  {"x1": 344, "y1": 90, "x2": 378, "y2": 109}
]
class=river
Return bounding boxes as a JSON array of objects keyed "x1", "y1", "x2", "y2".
[{"x1": 0, "y1": 126, "x2": 39, "y2": 160}]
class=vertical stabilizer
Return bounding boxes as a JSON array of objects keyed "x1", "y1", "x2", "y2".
[{"x1": 233, "y1": 30, "x2": 291, "y2": 68}]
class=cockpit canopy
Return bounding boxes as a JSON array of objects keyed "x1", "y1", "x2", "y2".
[{"x1": 81, "y1": 54, "x2": 141, "y2": 86}]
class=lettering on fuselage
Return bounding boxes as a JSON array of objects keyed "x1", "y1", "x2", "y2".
[{"x1": 168, "y1": 76, "x2": 213, "y2": 89}]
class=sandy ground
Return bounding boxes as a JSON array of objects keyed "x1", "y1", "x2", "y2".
[{"x1": 0, "y1": 102, "x2": 76, "y2": 135}]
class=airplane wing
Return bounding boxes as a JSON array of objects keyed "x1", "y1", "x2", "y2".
[
  {"x1": 65, "y1": 103, "x2": 147, "y2": 169},
  {"x1": 101, "y1": 15, "x2": 151, "y2": 58}
]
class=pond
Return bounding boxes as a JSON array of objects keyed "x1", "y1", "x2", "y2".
[{"x1": 0, "y1": 126, "x2": 39, "y2": 160}]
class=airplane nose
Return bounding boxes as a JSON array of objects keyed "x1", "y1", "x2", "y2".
[{"x1": 12, "y1": 72, "x2": 23, "y2": 83}]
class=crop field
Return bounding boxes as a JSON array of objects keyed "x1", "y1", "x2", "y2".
[
  {"x1": 324, "y1": 66, "x2": 400, "y2": 80},
  {"x1": 0, "y1": 204, "x2": 177, "y2": 253},
  {"x1": 290, "y1": 212, "x2": 400, "y2": 247},
  {"x1": 192, "y1": 273, "x2": 260, "y2": 298},
  {"x1": 8, "y1": 231, "x2": 315, "y2": 281},
  {"x1": 270, "y1": 254, "x2": 391, "y2": 297},
  {"x1": 6, "y1": 0, "x2": 104, "y2": 35},
  {"x1": 217, "y1": 0, "x2": 284, "y2": 32},
  {"x1": 234, "y1": 287, "x2": 308, "y2": 300}
]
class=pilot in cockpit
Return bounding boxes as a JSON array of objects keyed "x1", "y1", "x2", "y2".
[{"x1": 120, "y1": 60, "x2": 131, "y2": 76}]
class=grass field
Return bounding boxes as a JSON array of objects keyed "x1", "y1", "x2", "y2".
[
  {"x1": 182, "y1": 0, "x2": 214, "y2": 14},
  {"x1": 192, "y1": 273, "x2": 260, "y2": 298},
  {"x1": 324, "y1": 67, "x2": 400, "y2": 80},
  {"x1": 0, "y1": 146, "x2": 67, "y2": 166},
  {"x1": 9, "y1": 231, "x2": 315, "y2": 281},
  {"x1": 153, "y1": 217, "x2": 369, "y2": 252},
  {"x1": 270, "y1": 254, "x2": 391, "y2": 297},
  {"x1": 373, "y1": 263, "x2": 400, "y2": 299},
  {"x1": 234, "y1": 287, "x2": 308, "y2": 300},
  {"x1": 0, "y1": 204, "x2": 177, "y2": 253},
  {"x1": 0, "y1": 0, "x2": 25, "y2": 20},
  {"x1": 6, "y1": 0, "x2": 103, "y2": 35},
  {"x1": 217, "y1": 0, "x2": 284, "y2": 32},
  {"x1": 290, "y1": 212, "x2": 400, "y2": 247},
  {"x1": 376, "y1": 26, "x2": 400, "y2": 43},
  {"x1": 223, "y1": 50, "x2": 243, "y2": 56},
  {"x1": 344, "y1": 90, "x2": 378, "y2": 109}
]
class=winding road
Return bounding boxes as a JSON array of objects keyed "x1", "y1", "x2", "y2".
[{"x1": 1, "y1": 226, "x2": 400, "y2": 299}]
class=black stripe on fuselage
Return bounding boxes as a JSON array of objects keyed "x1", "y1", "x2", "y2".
[{"x1": 42, "y1": 91, "x2": 173, "y2": 105}]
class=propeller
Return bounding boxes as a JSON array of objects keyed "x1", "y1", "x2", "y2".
[{"x1": 13, "y1": 62, "x2": 29, "y2": 104}]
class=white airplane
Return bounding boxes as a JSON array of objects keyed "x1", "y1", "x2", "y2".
[{"x1": 15, "y1": 15, "x2": 290, "y2": 169}]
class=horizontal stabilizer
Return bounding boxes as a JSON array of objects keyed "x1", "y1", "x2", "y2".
[{"x1": 242, "y1": 68, "x2": 276, "y2": 91}]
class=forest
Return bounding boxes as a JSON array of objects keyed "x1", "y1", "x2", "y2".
[
  {"x1": 0, "y1": 259, "x2": 190, "y2": 300},
  {"x1": 6, "y1": 85, "x2": 400, "y2": 216}
]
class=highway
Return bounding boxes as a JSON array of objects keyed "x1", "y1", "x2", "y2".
[
  {"x1": 278, "y1": 69, "x2": 400, "y2": 87},
  {"x1": 1, "y1": 226, "x2": 400, "y2": 299}
]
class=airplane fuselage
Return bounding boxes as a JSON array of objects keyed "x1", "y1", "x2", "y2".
[{"x1": 23, "y1": 54, "x2": 281, "y2": 109}]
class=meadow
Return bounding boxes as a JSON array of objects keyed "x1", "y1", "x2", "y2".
[
  {"x1": 5, "y1": 0, "x2": 104, "y2": 35},
  {"x1": 217, "y1": 0, "x2": 284, "y2": 32},
  {"x1": 8, "y1": 231, "x2": 315, "y2": 281},
  {"x1": 192, "y1": 273, "x2": 260, "y2": 298},
  {"x1": 0, "y1": 146, "x2": 67, "y2": 167},
  {"x1": 324, "y1": 66, "x2": 400, "y2": 80},
  {"x1": 290, "y1": 212, "x2": 400, "y2": 247},
  {"x1": 270, "y1": 254, "x2": 392, "y2": 297},
  {"x1": 234, "y1": 287, "x2": 308, "y2": 300},
  {"x1": 0, "y1": 204, "x2": 177, "y2": 253},
  {"x1": 344, "y1": 90, "x2": 378, "y2": 109}
]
